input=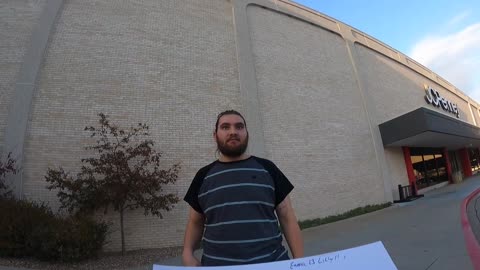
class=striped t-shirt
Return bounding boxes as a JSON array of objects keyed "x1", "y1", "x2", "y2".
[{"x1": 184, "y1": 156, "x2": 294, "y2": 266}]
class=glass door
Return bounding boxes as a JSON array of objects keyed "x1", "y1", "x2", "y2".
[{"x1": 410, "y1": 147, "x2": 448, "y2": 189}]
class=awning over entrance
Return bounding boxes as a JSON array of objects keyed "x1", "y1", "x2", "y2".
[{"x1": 379, "y1": 107, "x2": 480, "y2": 150}]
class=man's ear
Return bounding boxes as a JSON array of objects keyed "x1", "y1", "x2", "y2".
[{"x1": 213, "y1": 131, "x2": 217, "y2": 141}]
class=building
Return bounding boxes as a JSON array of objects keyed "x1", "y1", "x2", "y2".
[{"x1": 2, "y1": 0, "x2": 480, "y2": 251}]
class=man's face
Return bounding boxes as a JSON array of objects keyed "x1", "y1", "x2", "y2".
[{"x1": 214, "y1": 114, "x2": 248, "y2": 157}]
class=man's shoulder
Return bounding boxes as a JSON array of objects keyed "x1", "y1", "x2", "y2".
[
  {"x1": 195, "y1": 160, "x2": 218, "y2": 176},
  {"x1": 251, "y1": 156, "x2": 278, "y2": 169}
]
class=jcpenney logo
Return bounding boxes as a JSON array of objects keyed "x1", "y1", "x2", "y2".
[{"x1": 424, "y1": 86, "x2": 459, "y2": 118}]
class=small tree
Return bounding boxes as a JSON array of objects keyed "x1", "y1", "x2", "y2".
[
  {"x1": 0, "y1": 152, "x2": 17, "y2": 198},
  {"x1": 46, "y1": 113, "x2": 180, "y2": 255}
]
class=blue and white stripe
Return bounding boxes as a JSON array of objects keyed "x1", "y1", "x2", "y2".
[
  {"x1": 203, "y1": 232, "x2": 282, "y2": 244},
  {"x1": 198, "y1": 183, "x2": 274, "y2": 198},
  {"x1": 204, "y1": 168, "x2": 268, "y2": 180},
  {"x1": 204, "y1": 201, "x2": 275, "y2": 213},
  {"x1": 205, "y1": 219, "x2": 278, "y2": 227},
  {"x1": 203, "y1": 248, "x2": 279, "y2": 263},
  {"x1": 275, "y1": 249, "x2": 288, "y2": 261}
]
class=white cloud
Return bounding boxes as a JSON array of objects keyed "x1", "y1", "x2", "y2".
[
  {"x1": 446, "y1": 10, "x2": 471, "y2": 27},
  {"x1": 409, "y1": 22, "x2": 480, "y2": 103}
]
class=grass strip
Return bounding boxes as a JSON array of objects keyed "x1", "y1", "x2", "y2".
[{"x1": 298, "y1": 202, "x2": 392, "y2": 230}]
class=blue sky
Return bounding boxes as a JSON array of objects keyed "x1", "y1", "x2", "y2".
[{"x1": 295, "y1": 0, "x2": 480, "y2": 103}]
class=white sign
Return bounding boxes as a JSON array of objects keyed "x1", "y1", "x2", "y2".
[
  {"x1": 424, "y1": 85, "x2": 459, "y2": 118},
  {"x1": 153, "y1": 241, "x2": 398, "y2": 270}
]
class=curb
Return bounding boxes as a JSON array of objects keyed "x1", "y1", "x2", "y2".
[{"x1": 461, "y1": 187, "x2": 480, "y2": 270}]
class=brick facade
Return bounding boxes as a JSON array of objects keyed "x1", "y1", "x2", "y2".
[{"x1": 2, "y1": 0, "x2": 479, "y2": 251}]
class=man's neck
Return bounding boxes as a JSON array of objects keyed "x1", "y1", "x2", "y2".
[{"x1": 218, "y1": 153, "x2": 251, "y2": 163}]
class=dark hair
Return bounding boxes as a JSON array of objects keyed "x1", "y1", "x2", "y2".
[{"x1": 215, "y1": 110, "x2": 247, "y2": 132}]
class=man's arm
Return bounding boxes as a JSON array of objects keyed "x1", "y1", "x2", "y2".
[
  {"x1": 182, "y1": 207, "x2": 205, "y2": 266},
  {"x1": 276, "y1": 195, "x2": 304, "y2": 258}
]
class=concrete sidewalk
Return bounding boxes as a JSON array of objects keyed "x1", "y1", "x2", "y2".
[
  {"x1": 299, "y1": 178, "x2": 478, "y2": 270},
  {"x1": 155, "y1": 176, "x2": 480, "y2": 270}
]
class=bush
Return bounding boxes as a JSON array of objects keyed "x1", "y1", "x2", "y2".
[
  {"x1": 0, "y1": 197, "x2": 108, "y2": 262},
  {"x1": 0, "y1": 197, "x2": 56, "y2": 258},
  {"x1": 56, "y1": 214, "x2": 109, "y2": 262}
]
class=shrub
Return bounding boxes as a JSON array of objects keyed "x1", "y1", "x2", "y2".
[
  {"x1": 0, "y1": 197, "x2": 108, "y2": 262},
  {"x1": 56, "y1": 214, "x2": 109, "y2": 262},
  {"x1": 0, "y1": 197, "x2": 56, "y2": 258}
]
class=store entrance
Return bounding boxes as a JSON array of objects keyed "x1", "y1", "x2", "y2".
[
  {"x1": 469, "y1": 148, "x2": 480, "y2": 174},
  {"x1": 410, "y1": 147, "x2": 449, "y2": 189}
]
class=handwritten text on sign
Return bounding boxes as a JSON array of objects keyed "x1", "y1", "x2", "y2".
[
  {"x1": 290, "y1": 253, "x2": 346, "y2": 269},
  {"x1": 153, "y1": 241, "x2": 398, "y2": 270}
]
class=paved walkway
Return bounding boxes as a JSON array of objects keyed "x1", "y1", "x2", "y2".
[
  {"x1": 300, "y1": 178, "x2": 478, "y2": 270},
  {"x1": 465, "y1": 179, "x2": 480, "y2": 270}
]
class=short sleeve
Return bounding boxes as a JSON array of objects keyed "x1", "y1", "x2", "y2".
[
  {"x1": 254, "y1": 157, "x2": 294, "y2": 206},
  {"x1": 184, "y1": 163, "x2": 215, "y2": 214}
]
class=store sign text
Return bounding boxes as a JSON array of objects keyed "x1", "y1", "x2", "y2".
[{"x1": 424, "y1": 86, "x2": 459, "y2": 118}]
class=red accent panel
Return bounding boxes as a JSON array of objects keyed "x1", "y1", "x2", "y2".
[
  {"x1": 402, "y1": 147, "x2": 416, "y2": 192},
  {"x1": 460, "y1": 148, "x2": 473, "y2": 178},
  {"x1": 461, "y1": 187, "x2": 480, "y2": 270},
  {"x1": 443, "y1": 148, "x2": 453, "y2": 184}
]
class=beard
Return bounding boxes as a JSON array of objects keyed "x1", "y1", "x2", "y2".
[{"x1": 216, "y1": 134, "x2": 249, "y2": 158}]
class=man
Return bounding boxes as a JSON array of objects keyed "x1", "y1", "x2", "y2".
[{"x1": 182, "y1": 110, "x2": 304, "y2": 266}]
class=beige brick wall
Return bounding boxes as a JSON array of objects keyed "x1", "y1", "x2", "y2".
[
  {"x1": 354, "y1": 44, "x2": 474, "y2": 125},
  {"x1": 471, "y1": 105, "x2": 479, "y2": 125},
  {"x1": 4, "y1": 0, "x2": 479, "y2": 252},
  {"x1": 22, "y1": 0, "x2": 241, "y2": 250},
  {"x1": 384, "y1": 148, "x2": 409, "y2": 201},
  {"x1": 246, "y1": 6, "x2": 385, "y2": 221},
  {"x1": 0, "y1": 0, "x2": 46, "y2": 151}
]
